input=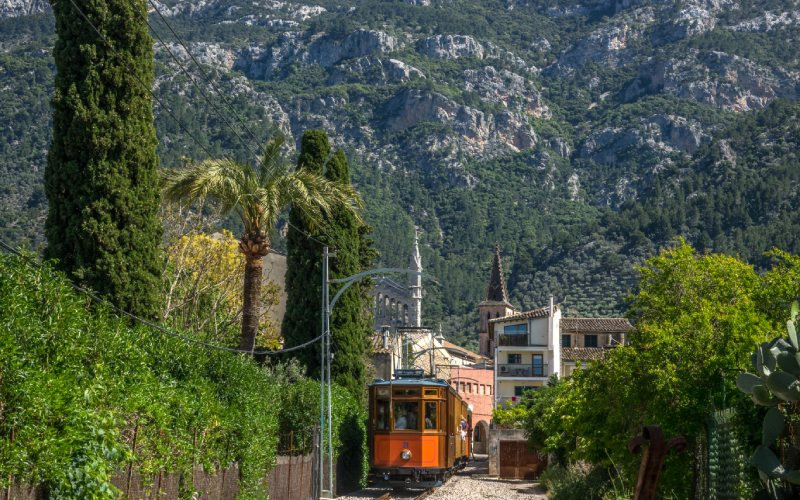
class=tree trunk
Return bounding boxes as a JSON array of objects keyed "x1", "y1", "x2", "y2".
[{"x1": 239, "y1": 253, "x2": 264, "y2": 353}]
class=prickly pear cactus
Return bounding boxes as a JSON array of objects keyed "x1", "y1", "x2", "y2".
[{"x1": 737, "y1": 301, "x2": 800, "y2": 496}]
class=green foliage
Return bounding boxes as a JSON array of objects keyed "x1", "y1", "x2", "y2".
[
  {"x1": 0, "y1": 252, "x2": 284, "y2": 494},
  {"x1": 538, "y1": 463, "x2": 631, "y2": 500},
  {"x1": 491, "y1": 400, "x2": 530, "y2": 429},
  {"x1": 275, "y1": 377, "x2": 369, "y2": 491},
  {"x1": 737, "y1": 303, "x2": 800, "y2": 496},
  {"x1": 509, "y1": 242, "x2": 796, "y2": 496},
  {"x1": 162, "y1": 133, "x2": 362, "y2": 352},
  {"x1": 283, "y1": 130, "x2": 330, "y2": 375},
  {"x1": 0, "y1": 251, "x2": 370, "y2": 494},
  {"x1": 324, "y1": 150, "x2": 377, "y2": 401},
  {"x1": 44, "y1": 0, "x2": 164, "y2": 320}
]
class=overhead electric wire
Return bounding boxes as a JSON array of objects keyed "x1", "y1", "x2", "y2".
[
  {"x1": 64, "y1": 0, "x2": 216, "y2": 160},
  {"x1": 0, "y1": 239, "x2": 323, "y2": 356},
  {"x1": 143, "y1": 8, "x2": 262, "y2": 162},
  {"x1": 66, "y1": 0, "x2": 334, "y2": 250},
  {"x1": 144, "y1": 5, "x2": 340, "y2": 250},
  {"x1": 146, "y1": 0, "x2": 264, "y2": 147}
]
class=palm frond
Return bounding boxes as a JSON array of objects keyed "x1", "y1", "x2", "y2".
[{"x1": 258, "y1": 134, "x2": 288, "y2": 186}]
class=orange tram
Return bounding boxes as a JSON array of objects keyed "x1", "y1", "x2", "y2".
[{"x1": 368, "y1": 370, "x2": 472, "y2": 488}]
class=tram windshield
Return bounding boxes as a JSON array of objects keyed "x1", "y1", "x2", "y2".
[{"x1": 393, "y1": 401, "x2": 419, "y2": 430}]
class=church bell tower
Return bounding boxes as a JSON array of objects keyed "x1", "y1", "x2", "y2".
[{"x1": 478, "y1": 244, "x2": 515, "y2": 357}]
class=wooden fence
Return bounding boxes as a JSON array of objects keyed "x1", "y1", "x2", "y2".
[{"x1": 3, "y1": 427, "x2": 324, "y2": 500}]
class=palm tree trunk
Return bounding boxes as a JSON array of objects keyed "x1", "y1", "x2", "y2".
[{"x1": 239, "y1": 253, "x2": 263, "y2": 353}]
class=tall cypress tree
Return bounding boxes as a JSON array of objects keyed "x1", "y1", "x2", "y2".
[
  {"x1": 282, "y1": 130, "x2": 330, "y2": 376},
  {"x1": 325, "y1": 150, "x2": 377, "y2": 400},
  {"x1": 45, "y1": 0, "x2": 163, "y2": 319}
]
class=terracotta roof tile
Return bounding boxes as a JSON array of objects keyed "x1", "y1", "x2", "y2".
[
  {"x1": 489, "y1": 305, "x2": 559, "y2": 323},
  {"x1": 560, "y1": 317, "x2": 632, "y2": 333},
  {"x1": 562, "y1": 347, "x2": 608, "y2": 361}
]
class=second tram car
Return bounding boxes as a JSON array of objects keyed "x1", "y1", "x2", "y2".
[{"x1": 368, "y1": 372, "x2": 471, "y2": 488}]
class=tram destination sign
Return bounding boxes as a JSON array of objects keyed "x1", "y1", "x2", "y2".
[{"x1": 394, "y1": 369, "x2": 425, "y2": 379}]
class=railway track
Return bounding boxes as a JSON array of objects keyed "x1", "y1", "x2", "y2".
[{"x1": 374, "y1": 486, "x2": 435, "y2": 500}]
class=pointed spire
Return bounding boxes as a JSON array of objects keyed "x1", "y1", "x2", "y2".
[
  {"x1": 409, "y1": 227, "x2": 422, "y2": 272},
  {"x1": 485, "y1": 243, "x2": 509, "y2": 303}
]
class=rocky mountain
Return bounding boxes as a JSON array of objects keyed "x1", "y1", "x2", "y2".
[{"x1": 2, "y1": 0, "x2": 800, "y2": 350}]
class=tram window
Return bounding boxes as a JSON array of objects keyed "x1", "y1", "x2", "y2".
[
  {"x1": 393, "y1": 401, "x2": 419, "y2": 430},
  {"x1": 424, "y1": 402, "x2": 437, "y2": 429},
  {"x1": 424, "y1": 389, "x2": 438, "y2": 396},
  {"x1": 375, "y1": 400, "x2": 389, "y2": 431},
  {"x1": 394, "y1": 388, "x2": 419, "y2": 397},
  {"x1": 377, "y1": 388, "x2": 390, "y2": 398}
]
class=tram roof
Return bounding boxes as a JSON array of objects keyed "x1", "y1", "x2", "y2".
[{"x1": 370, "y1": 378, "x2": 450, "y2": 387}]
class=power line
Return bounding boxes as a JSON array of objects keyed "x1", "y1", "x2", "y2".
[
  {"x1": 64, "y1": 0, "x2": 216, "y2": 160},
  {"x1": 0, "y1": 239, "x2": 321, "y2": 356},
  {"x1": 65, "y1": 0, "x2": 333, "y2": 250},
  {"x1": 146, "y1": 0, "x2": 264, "y2": 147},
  {"x1": 142, "y1": 4, "x2": 339, "y2": 251},
  {"x1": 143, "y1": 7, "x2": 262, "y2": 161}
]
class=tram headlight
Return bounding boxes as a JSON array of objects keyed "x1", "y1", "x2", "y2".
[{"x1": 401, "y1": 449, "x2": 412, "y2": 460}]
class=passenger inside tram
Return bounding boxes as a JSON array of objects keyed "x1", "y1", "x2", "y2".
[
  {"x1": 424, "y1": 402, "x2": 436, "y2": 429},
  {"x1": 394, "y1": 402, "x2": 418, "y2": 430}
]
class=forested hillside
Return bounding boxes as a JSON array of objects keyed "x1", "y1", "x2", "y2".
[{"x1": 2, "y1": 0, "x2": 799, "y2": 350}]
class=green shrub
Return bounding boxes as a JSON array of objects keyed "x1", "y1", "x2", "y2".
[
  {"x1": 0, "y1": 252, "x2": 282, "y2": 496},
  {"x1": 0, "y1": 252, "x2": 369, "y2": 496},
  {"x1": 539, "y1": 462, "x2": 631, "y2": 500}
]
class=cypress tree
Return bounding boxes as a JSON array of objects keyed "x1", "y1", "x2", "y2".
[
  {"x1": 325, "y1": 150, "x2": 377, "y2": 400},
  {"x1": 282, "y1": 130, "x2": 330, "y2": 376},
  {"x1": 45, "y1": 0, "x2": 163, "y2": 319}
]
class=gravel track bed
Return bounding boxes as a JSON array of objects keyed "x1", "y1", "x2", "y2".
[{"x1": 338, "y1": 456, "x2": 547, "y2": 500}]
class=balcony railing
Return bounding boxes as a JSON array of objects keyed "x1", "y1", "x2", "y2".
[
  {"x1": 497, "y1": 363, "x2": 548, "y2": 377},
  {"x1": 498, "y1": 334, "x2": 528, "y2": 346}
]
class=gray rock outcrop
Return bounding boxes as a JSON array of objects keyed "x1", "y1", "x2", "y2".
[
  {"x1": 463, "y1": 66, "x2": 550, "y2": 118},
  {"x1": 329, "y1": 57, "x2": 425, "y2": 84},
  {"x1": 623, "y1": 50, "x2": 800, "y2": 111},
  {"x1": 381, "y1": 88, "x2": 537, "y2": 155},
  {"x1": 235, "y1": 29, "x2": 399, "y2": 79},
  {"x1": 579, "y1": 114, "x2": 710, "y2": 164},
  {"x1": 0, "y1": 0, "x2": 48, "y2": 17},
  {"x1": 418, "y1": 35, "x2": 486, "y2": 60}
]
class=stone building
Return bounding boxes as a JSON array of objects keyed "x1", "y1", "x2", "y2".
[
  {"x1": 474, "y1": 245, "x2": 633, "y2": 405},
  {"x1": 369, "y1": 232, "x2": 453, "y2": 379}
]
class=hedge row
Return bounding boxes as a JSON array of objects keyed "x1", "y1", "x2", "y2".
[{"x1": 0, "y1": 253, "x2": 366, "y2": 497}]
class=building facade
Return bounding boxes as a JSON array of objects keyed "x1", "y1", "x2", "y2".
[
  {"x1": 489, "y1": 301, "x2": 562, "y2": 405},
  {"x1": 489, "y1": 306, "x2": 632, "y2": 405},
  {"x1": 560, "y1": 317, "x2": 632, "y2": 376}
]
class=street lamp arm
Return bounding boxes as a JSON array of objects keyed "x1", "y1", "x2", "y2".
[
  {"x1": 409, "y1": 345, "x2": 455, "y2": 361},
  {"x1": 328, "y1": 267, "x2": 438, "y2": 311}
]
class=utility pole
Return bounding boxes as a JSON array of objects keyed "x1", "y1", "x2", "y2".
[
  {"x1": 320, "y1": 263, "x2": 437, "y2": 498},
  {"x1": 319, "y1": 248, "x2": 327, "y2": 499},
  {"x1": 320, "y1": 247, "x2": 335, "y2": 499},
  {"x1": 324, "y1": 247, "x2": 335, "y2": 499}
]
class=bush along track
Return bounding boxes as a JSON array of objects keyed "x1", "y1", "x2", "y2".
[{"x1": 0, "y1": 252, "x2": 367, "y2": 497}]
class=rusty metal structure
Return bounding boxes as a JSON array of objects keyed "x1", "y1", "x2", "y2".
[{"x1": 628, "y1": 425, "x2": 687, "y2": 500}]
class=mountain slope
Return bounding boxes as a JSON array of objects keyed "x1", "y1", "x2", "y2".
[{"x1": 1, "y1": 0, "x2": 799, "y2": 350}]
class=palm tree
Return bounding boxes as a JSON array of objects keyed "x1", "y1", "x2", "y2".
[{"x1": 161, "y1": 134, "x2": 362, "y2": 353}]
